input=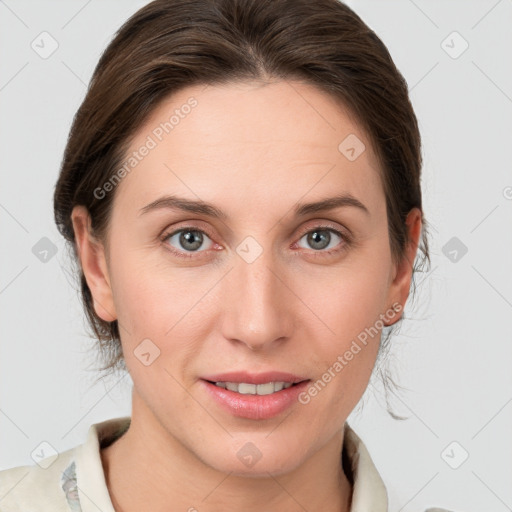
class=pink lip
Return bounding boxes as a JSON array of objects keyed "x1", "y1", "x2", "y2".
[
  {"x1": 202, "y1": 371, "x2": 307, "y2": 385},
  {"x1": 200, "y1": 372, "x2": 310, "y2": 420}
]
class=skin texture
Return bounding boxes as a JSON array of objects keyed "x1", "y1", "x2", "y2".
[{"x1": 71, "y1": 80, "x2": 422, "y2": 512}]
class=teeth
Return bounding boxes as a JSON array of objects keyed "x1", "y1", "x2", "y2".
[
  {"x1": 238, "y1": 383, "x2": 257, "y2": 394},
  {"x1": 226, "y1": 382, "x2": 238, "y2": 392},
  {"x1": 214, "y1": 381, "x2": 294, "y2": 395}
]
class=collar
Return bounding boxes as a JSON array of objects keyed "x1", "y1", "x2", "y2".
[
  {"x1": 74, "y1": 417, "x2": 387, "y2": 512},
  {"x1": 342, "y1": 421, "x2": 388, "y2": 511}
]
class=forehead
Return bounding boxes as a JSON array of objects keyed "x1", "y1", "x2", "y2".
[{"x1": 112, "y1": 80, "x2": 384, "y2": 216}]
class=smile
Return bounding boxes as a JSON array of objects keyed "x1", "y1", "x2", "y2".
[
  {"x1": 201, "y1": 375, "x2": 310, "y2": 420},
  {"x1": 212, "y1": 381, "x2": 295, "y2": 395}
]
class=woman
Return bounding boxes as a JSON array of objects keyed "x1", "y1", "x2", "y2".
[{"x1": 0, "y1": 0, "x2": 453, "y2": 510}]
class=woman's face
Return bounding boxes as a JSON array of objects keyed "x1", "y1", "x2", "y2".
[{"x1": 74, "y1": 80, "x2": 419, "y2": 476}]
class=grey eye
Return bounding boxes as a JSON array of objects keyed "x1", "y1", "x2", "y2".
[
  {"x1": 165, "y1": 229, "x2": 213, "y2": 252},
  {"x1": 298, "y1": 228, "x2": 342, "y2": 251}
]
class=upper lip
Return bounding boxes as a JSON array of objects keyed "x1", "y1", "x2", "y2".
[{"x1": 202, "y1": 371, "x2": 309, "y2": 385}]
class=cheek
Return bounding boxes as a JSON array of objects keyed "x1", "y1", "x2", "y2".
[
  {"x1": 297, "y1": 249, "x2": 391, "y2": 402},
  {"x1": 305, "y1": 258, "x2": 391, "y2": 345},
  {"x1": 109, "y1": 254, "x2": 214, "y2": 374},
  {"x1": 109, "y1": 247, "x2": 186, "y2": 336},
  {"x1": 111, "y1": 272, "x2": 166, "y2": 338}
]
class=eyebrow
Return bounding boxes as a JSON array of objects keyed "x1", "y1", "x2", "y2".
[{"x1": 138, "y1": 193, "x2": 370, "y2": 219}]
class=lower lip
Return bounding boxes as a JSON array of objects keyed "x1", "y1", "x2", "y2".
[{"x1": 201, "y1": 380, "x2": 310, "y2": 420}]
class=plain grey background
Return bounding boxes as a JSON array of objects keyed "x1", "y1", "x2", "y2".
[{"x1": 1, "y1": 1, "x2": 511, "y2": 511}]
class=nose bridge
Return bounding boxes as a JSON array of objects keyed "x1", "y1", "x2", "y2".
[{"x1": 223, "y1": 244, "x2": 290, "y2": 350}]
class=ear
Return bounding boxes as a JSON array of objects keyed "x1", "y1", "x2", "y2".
[
  {"x1": 384, "y1": 207, "x2": 422, "y2": 326},
  {"x1": 71, "y1": 205, "x2": 117, "y2": 323}
]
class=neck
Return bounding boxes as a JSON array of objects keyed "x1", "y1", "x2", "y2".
[{"x1": 100, "y1": 394, "x2": 353, "y2": 512}]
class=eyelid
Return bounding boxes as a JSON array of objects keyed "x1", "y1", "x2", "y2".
[
  {"x1": 296, "y1": 219, "x2": 350, "y2": 239},
  {"x1": 159, "y1": 220, "x2": 216, "y2": 241}
]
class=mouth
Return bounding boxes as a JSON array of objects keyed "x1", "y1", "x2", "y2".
[{"x1": 200, "y1": 372, "x2": 311, "y2": 420}]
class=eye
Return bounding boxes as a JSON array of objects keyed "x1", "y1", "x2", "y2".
[
  {"x1": 160, "y1": 227, "x2": 215, "y2": 259},
  {"x1": 160, "y1": 223, "x2": 351, "y2": 260},
  {"x1": 295, "y1": 225, "x2": 349, "y2": 255}
]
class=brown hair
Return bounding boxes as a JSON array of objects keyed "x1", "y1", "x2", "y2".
[{"x1": 54, "y1": 0, "x2": 430, "y2": 416}]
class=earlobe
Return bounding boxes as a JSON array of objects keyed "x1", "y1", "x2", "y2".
[
  {"x1": 384, "y1": 208, "x2": 422, "y2": 326},
  {"x1": 71, "y1": 205, "x2": 117, "y2": 323}
]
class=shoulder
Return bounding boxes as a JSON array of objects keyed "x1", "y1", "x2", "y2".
[
  {"x1": 0, "y1": 416, "x2": 129, "y2": 512},
  {"x1": 0, "y1": 446, "x2": 77, "y2": 511}
]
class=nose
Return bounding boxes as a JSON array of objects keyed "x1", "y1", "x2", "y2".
[{"x1": 220, "y1": 250, "x2": 293, "y2": 352}]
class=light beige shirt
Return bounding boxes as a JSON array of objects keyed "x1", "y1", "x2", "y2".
[{"x1": 0, "y1": 416, "x2": 453, "y2": 512}]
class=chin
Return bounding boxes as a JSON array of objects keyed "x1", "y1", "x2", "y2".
[{"x1": 198, "y1": 436, "x2": 309, "y2": 477}]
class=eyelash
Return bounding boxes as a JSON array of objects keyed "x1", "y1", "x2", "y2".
[{"x1": 159, "y1": 223, "x2": 352, "y2": 260}]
